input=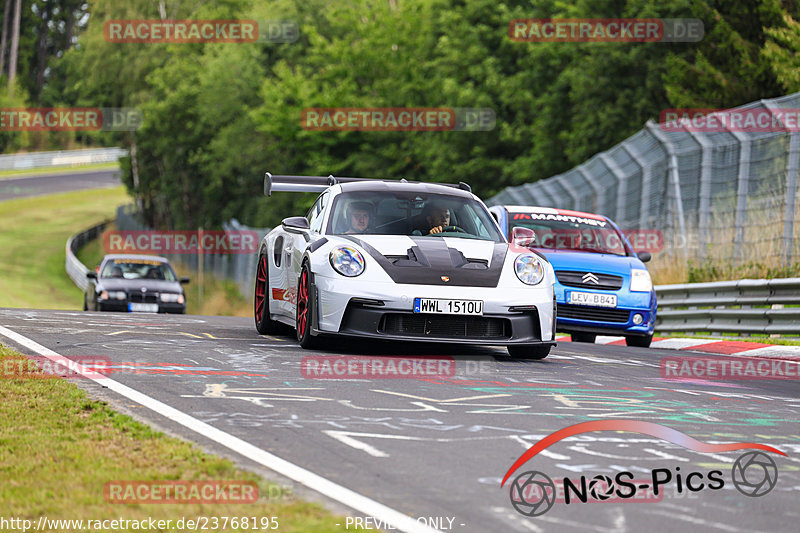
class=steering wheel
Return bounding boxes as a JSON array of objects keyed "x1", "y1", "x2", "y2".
[{"x1": 431, "y1": 225, "x2": 468, "y2": 235}]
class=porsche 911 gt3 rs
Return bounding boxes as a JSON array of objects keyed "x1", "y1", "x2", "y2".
[{"x1": 254, "y1": 174, "x2": 557, "y2": 359}]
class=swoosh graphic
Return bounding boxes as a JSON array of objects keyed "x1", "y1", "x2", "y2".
[{"x1": 501, "y1": 419, "x2": 786, "y2": 486}]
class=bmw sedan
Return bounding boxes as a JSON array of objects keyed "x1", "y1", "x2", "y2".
[{"x1": 85, "y1": 255, "x2": 189, "y2": 314}]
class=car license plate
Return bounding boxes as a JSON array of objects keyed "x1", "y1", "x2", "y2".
[
  {"x1": 568, "y1": 291, "x2": 617, "y2": 308},
  {"x1": 128, "y1": 303, "x2": 158, "y2": 313},
  {"x1": 413, "y1": 298, "x2": 483, "y2": 315}
]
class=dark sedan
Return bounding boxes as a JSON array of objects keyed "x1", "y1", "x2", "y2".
[{"x1": 84, "y1": 255, "x2": 189, "y2": 313}]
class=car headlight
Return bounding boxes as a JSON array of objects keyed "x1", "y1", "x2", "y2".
[
  {"x1": 514, "y1": 254, "x2": 545, "y2": 285},
  {"x1": 100, "y1": 290, "x2": 126, "y2": 300},
  {"x1": 329, "y1": 246, "x2": 365, "y2": 277},
  {"x1": 630, "y1": 269, "x2": 653, "y2": 292},
  {"x1": 160, "y1": 293, "x2": 184, "y2": 303}
]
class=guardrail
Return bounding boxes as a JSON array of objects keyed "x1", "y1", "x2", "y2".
[
  {"x1": 0, "y1": 148, "x2": 127, "y2": 171},
  {"x1": 65, "y1": 220, "x2": 112, "y2": 292},
  {"x1": 655, "y1": 279, "x2": 800, "y2": 335}
]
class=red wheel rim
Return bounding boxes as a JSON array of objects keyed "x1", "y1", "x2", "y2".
[
  {"x1": 297, "y1": 269, "x2": 309, "y2": 339},
  {"x1": 255, "y1": 255, "x2": 267, "y2": 322}
]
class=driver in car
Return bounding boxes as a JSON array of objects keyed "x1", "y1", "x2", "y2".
[
  {"x1": 422, "y1": 202, "x2": 451, "y2": 235},
  {"x1": 344, "y1": 201, "x2": 373, "y2": 234}
]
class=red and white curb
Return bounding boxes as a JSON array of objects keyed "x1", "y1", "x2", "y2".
[{"x1": 556, "y1": 335, "x2": 800, "y2": 361}]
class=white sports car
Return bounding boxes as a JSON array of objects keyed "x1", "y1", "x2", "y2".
[{"x1": 254, "y1": 174, "x2": 557, "y2": 359}]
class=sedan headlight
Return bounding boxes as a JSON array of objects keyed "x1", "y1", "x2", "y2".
[
  {"x1": 100, "y1": 290, "x2": 126, "y2": 300},
  {"x1": 160, "y1": 293, "x2": 184, "y2": 303},
  {"x1": 514, "y1": 254, "x2": 545, "y2": 285},
  {"x1": 630, "y1": 269, "x2": 653, "y2": 292},
  {"x1": 329, "y1": 246, "x2": 366, "y2": 277}
]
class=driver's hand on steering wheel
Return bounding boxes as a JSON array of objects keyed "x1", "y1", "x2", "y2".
[{"x1": 429, "y1": 226, "x2": 444, "y2": 234}]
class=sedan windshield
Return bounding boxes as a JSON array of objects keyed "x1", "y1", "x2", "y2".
[
  {"x1": 327, "y1": 190, "x2": 504, "y2": 242},
  {"x1": 101, "y1": 259, "x2": 178, "y2": 281},
  {"x1": 509, "y1": 211, "x2": 630, "y2": 256}
]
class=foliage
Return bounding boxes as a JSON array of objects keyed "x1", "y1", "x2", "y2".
[{"x1": 11, "y1": 0, "x2": 800, "y2": 230}]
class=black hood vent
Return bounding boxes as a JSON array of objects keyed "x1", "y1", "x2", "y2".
[{"x1": 341, "y1": 236, "x2": 507, "y2": 287}]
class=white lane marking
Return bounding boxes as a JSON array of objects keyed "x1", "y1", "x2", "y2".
[
  {"x1": 595, "y1": 335, "x2": 624, "y2": 344},
  {"x1": 323, "y1": 431, "x2": 428, "y2": 458},
  {"x1": 324, "y1": 431, "x2": 530, "y2": 460},
  {"x1": 509, "y1": 435, "x2": 571, "y2": 460},
  {"x1": 0, "y1": 326, "x2": 441, "y2": 533},
  {"x1": 521, "y1": 513, "x2": 615, "y2": 532},
  {"x1": 650, "y1": 338, "x2": 721, "y2": 350},
  {"x1": 729, "y1": 345, "x2": 800, "y2": 359},
  {"x1": 338, "y1": 399, "x2": 448, "y2": 413},
  {"x1": 374, "y1": 390, "x2": 511, "y2": 402},
  {"x1": 643, "y1": 509, "x2": 746, "y2": 532},
  {"x1": 489, "y1": 506, "x2": 545, "y2": 532},
  {"x1": 611, "y1": 507, "x2": 627, "y2": 532}
]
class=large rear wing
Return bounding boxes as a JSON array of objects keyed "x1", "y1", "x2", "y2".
[{"x1": 264, "y1": 172, "x2": 471, "y2": 196}]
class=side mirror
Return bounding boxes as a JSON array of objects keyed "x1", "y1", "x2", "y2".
[
  {"x1": 282, "y1": 216, "x2": 310, "y2": 231},
  {"x1": 637, "y1": 251, "x2": 652, "y2": 263},
  {"x1": 511, "y1": 226, "x2": 537, "y2": 248},
  {"x1": 86, "y1": 272, "x2": 97, "y2": 279},
  {"x1": 180, "y1": 277, "x2": 191, "y2": 284}
]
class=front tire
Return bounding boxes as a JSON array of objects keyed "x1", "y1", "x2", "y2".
[
  {"x1": 296, "y1": 263, "x2": 319, "y2": 349},
  {"x1": 508, "y1": 344, "x2": 551, "y2": 360},
  {"x1": 254, "y1": 253, "x2": 281, "y2": 335},
  {"x1": 571, "y1": 333, "x2": 596, "y2": 343},
  {"x1": 626, "y1": 334, "x2": 653, "y2": 348}
]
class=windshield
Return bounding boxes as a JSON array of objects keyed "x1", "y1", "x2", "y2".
[
  {"x1": 101, "y1": 259, "x2": 178, "y2": 281},
  {"x1": 508, "y1": 212, "x2": 631, "y2": 256},
  {"x1": 327, "y1": 190, "x2": 504, "y2": 242}
]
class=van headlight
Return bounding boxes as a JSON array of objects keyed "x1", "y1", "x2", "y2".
[
  {"x1": 630, "y1": 269, "x2": 653, "y2": 292},
  {"x1": 329, "y1": 246, "x2": 365, "y2": 277},
  {"x1": 514, "y1": 254, "x2": 545, "y2": 285}
]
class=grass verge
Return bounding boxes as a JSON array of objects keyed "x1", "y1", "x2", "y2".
[
  {"x1": 0, "y1": 162, "x2": 119, "y2": 180},
  {"x1": 0, "y1": 187, "x2": 130, "y2": 310},
  {"x1": 180, "y1": 265, "x2": 250, "y2": 317},
  {"x1": 0, "y1": 344, "x2": 351, "y2": 531},
  {"x1": 655, "y1": 332, "x2": 800, "y2": 346}
]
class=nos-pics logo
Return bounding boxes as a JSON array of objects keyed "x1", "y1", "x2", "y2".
[{"x1": 501, "y1": 420, "x2": 783, "y2": 517}]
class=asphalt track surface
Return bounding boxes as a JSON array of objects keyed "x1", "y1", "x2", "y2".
[
  {"x1": 0, "y1": 169, "x2": 121, "y2": 202},
  {"x1": 1, "y1": 309, "x2": 798, "y2": 532}
]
